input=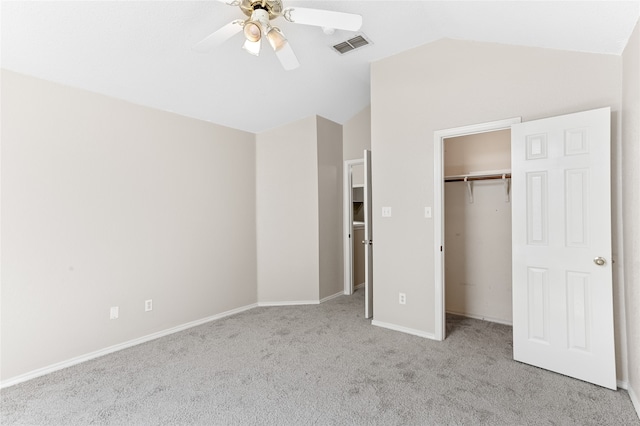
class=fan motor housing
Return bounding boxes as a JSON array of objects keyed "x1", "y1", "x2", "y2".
[{"x1": 240, "y1": 0, "x2": 283, "y2": 20}]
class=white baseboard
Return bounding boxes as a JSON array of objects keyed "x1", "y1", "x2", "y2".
[
  {"x1": 446, "y1": 310, "x2": 513, "y2": 326},
  {"x1": 629, "y1": 384, "x2": 640, "y2": 420},
  {"x1": 618, "y1": 379, "x2": 629, "y2": 390},
  {"x1": 258, "y1": 300, "x2": 320, "y2": 306},
  {"x1": 320, "y1": 291, "x2": 343, "y2": 303},
  {"x1": 0, "y1": 302, "x2": 258, "y2": 389},
  {"x1": 258, "y1": 291, "x2": 344, "y2": 307},
  {"x1": 371, "y1": 320, "x2": 436, "y2": 340},
  {"x1": 355, "y1": 282, "x2": 365, "y2": 290}
]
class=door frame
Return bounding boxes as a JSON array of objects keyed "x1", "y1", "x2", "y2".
[
  {"x1": 433, "y1": 117, "x2": 521, "y2": 341},
  {"x1": 344, "y1": 158, "x2": 364, "y2": 295}
]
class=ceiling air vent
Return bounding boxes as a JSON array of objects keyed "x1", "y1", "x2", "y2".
[{"x1": 332, "y1": 35, "x2": 371, "y2": 55}]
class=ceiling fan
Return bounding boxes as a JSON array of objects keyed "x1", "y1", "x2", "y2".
[{"x1": 194, "y1": 0, "x2": 363, "y2": 70}]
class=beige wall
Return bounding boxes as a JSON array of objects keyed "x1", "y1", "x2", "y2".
[
  {"x1": 256, "y1": 115, "x2": 344, "y2": 303},
  {"x1": 444, "y1": 129, "x2": 511, "y2": 176},
  {"x1": 317, "y1": 117, "x2": 344, "y2": 300},
  {"x1": 1, "y1": 72, "x2": 346, "y2": 382},
  {"x1": 343, "y1": 105, "x2": 371, "y2": 161},
  {"x1": 1, "y1": 70, "x2": 257, "y2": 381},
  {"x1": 256, "y1": 116, "x2": 320, "y2": 303},
  {"x1": 445, "y1": 181, "x2": 512, "y2": 323},
  {"x1": 622, "y1": 19, "x2": 640, "y2": 414},
  {"x1": 444, "y1": 131, "x2": 512, "y2": 324},
  {"x1": 370, "y1": 39, "x2": 625, "y2": 379},
  {"x1": 343, "y1": 106, "x2": 371, "y2": 186}
]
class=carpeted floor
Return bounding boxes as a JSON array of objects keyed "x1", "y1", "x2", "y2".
[{"x1": 1, "y1": 290, "x2": 638, "y2": 425}]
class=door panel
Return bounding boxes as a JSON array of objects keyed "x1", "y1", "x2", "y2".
[
  {"x1": 526, "y1": 266, "x2": 549, "y2": 343},
  {"x1": 511, "y1": 107, "x2": 615, "y2": 389}
]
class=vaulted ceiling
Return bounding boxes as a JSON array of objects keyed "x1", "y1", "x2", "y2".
[{"x1": 2, "y1": 1, "x2": 639, "y2": 133}]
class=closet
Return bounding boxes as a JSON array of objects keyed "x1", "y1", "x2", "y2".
[{"x1": 443, "y1": 129, "x2": 513, "y2": 325}]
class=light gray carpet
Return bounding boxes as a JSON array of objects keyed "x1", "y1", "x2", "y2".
[{"x1": 1, "y1": 290, "x2": 638, "y2": 425}]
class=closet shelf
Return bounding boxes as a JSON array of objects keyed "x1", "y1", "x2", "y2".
[
  {"x1": 444, "y1": 170, "x2": 511, "y2": 182},
  {"x1": 445, "y1": 171, "x2": 511, "y2": 203}
]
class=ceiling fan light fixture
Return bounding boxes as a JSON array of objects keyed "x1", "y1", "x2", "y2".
[
  {"x1": 243, "y1": 38, "x2": 261, "y2": 56},
  {"x1": 197, "y1": 0, "x2": 362, "y2": 70},
  {"x1": 267, "y1": 27, "x2": 287, "y2": 52},
  {"x1": 243, "y1": 8, "x2": 271, "y2": 43},
  {"x1": 243, "y1": 21, "x2": 262, "y2": 42}
]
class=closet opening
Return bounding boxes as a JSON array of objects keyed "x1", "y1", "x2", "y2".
[
  {"x1": 443, "y1": 129, "x2": 513, "y2": 334},
  {"x1": 433, "y1": 117, "x2": 521, "y2": 341}
]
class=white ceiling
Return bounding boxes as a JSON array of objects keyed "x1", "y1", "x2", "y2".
[{"x1": 2, "y1": 1, "x2": 639, "y2": 133}]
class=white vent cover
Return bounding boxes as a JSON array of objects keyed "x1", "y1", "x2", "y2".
[{"x1": 332, "y1": 35, "x2": 371, "y2": 55}]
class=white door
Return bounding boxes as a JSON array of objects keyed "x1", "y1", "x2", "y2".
[
  {"x1": 343, "y1": 161, "x2": 355, "y2": 296},
  {"x1": 511, "y1": 107, "x2": 616, "y2": 389},
  {"x1": 364, "y1": 150, "x2": 373, "y2": 319}
]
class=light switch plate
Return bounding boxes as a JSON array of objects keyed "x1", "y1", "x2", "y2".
[{"x1": 425, "y1": 207, "x2": 432, "y2": 218}]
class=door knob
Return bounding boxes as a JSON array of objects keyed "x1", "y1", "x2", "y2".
[
  {"x1": 594, "y1": 257, "x2": 606, "y2": 266},
  {"x1": 362, "y1": 240, "x2": 366, "y2": 244}
]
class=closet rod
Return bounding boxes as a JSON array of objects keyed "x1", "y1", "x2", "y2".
[{"x1": 444, "y1": 173, "x2": 511, "y2": 183}]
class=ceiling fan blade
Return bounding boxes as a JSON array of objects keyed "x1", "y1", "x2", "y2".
[
  {"x1": 215, "y1": 0, "x2": 241, "y2": 5},
  {"x1": 282, "y1": 7, "x2": 362, "y2": 31},
  {"x1": 193, "y1": 20, "x2": 244, "y2": 53},
  {"x1": 275, "y1": 41, "x2": 300, "y2": 71}
]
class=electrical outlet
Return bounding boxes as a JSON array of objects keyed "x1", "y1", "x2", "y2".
[
  {"x1": 399, "y1": 293, "x2": 406, "y2": 305},
  {"x1": 382, "y1": 207, "x2": 392, "y2": 217},
  {"x1": 145, "y1": 299, "x2": 153, "y2": 312},
  {"x1": 110, "y1": 306, "x2": 119, "y2": 319}
]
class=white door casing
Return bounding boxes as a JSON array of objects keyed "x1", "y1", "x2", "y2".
[
  {"x1": 433, "y1": 118, "x2": 521, "y2": 341},
  {"x1": 364, "y1": 150, "x2": 373, "y2": 319},
  {"x1": 511, "y1": 107, "x2": 616, "y2": 389}
]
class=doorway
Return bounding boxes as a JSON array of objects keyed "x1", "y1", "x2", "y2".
[
  {"x1": 433, "y1": 118, "x2": 521, "y2": 340},
  {"x1": 343, "y1": 151, "x2": 373, "y2": 318},
  {"x1": 343, "y1": 158, "x2": 364, "y2": 296}
]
